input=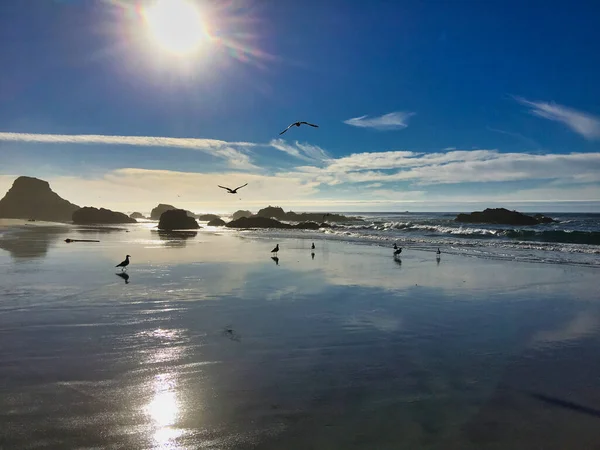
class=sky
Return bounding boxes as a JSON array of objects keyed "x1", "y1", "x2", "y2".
[{"x1": 0, "y1": 0, "x2": 599, "y2": 213}]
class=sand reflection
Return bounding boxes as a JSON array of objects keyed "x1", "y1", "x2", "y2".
[{"x1": 145, "y1": 373, "x2": 183, "y2": 448}]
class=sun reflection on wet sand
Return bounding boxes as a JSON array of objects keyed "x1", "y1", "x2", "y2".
[{"x1": 145, "y1": 373, "x2": 183, "y2": 448}]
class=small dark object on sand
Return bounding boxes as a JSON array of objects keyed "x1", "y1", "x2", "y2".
[{"x1": 65, "y1": 238, "x2": 100, "y2": 243}]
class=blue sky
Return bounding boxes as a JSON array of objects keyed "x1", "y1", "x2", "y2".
[{"x1": 0, "y1": 0, "x2": 599, "y2": 212}]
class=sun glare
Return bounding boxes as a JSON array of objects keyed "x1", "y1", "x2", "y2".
[{"x1": 143, "y1": 0, "x2": 205, "y2": 56}]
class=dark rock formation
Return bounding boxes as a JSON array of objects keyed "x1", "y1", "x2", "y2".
[
  {"x1": 232, "y1": 210, "x2": 253, "y2": 220},
  {"x1": 150, "y1": 204, "x2": 177, "y2": 220},
  {"x1": 73, "y1": 207, "x2": 137, "y2": 225},
  {"x1": 226, "y1": 217, "x2": 324, "y2": 230},
  {"x1": 150, "y1": 204, "x2": 196, "y2": 220},
  {"x1": 158, "y1": 209, "x2": 200, "y2": 230},
  {"x1": 455, "y1": 208, "x2": 556, "y2": 226},
  {"x1": 0, "y1": 176, "x2": 79, "y2": 222},
  {"x1": 255, "y1": 205, "x2": 359, "y2": 223},
  {"x1": 197, "y1": 214, "x2": 221, "y2": 222},
  {"x1": 207, "y1": 218, "x2": 226, "y2": 226},
  {"x1": 227, "y1": 216, "x2": 290, "y2": 229},
  {"x1": 130, "y1": 212, "x2": 145, "y2": 219}
]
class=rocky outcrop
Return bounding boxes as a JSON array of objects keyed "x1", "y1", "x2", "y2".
[
  {"x1": 150, "y1": 204, "x2": 196, "y2": 220},
  {"x1": 207, "y1": 218, "x2": 226, "y2": 226},
  {"x1": 0, "y1": 176, "x2": 79, "y2": 222},
  {"x1": 158, "y1": 209, "x2": 200, "y2": 230},
  {"x1": 73, "y1": 207, "x2": 137, "y2": 224},
  {"x1": 226, "y1": 217, "x2": 323, "y2": 230},
  {"x1": 455, "y1": 208, "x2": 556, "y2": 226},
  {"x1": 256, "y1": 206, "x2": 359, "y2": 223},
  {"x1": 130, "y1": 212, "x2": 145, "y2": 219},
  {"x1": 197, "y1": 214, "x2": 221, "y2": 222},
  {"x1": 150, "y1": 204, "x2": 177, "y2": 220},
  {"x1": 232, "y1": 210, "x2": 253, "y2": 221}
]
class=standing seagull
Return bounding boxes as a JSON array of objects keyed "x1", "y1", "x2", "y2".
[
  {"x1": 394, "y1": 247, "x2": 402, "y2": 257},
  {"x1": 116, "y1": 255, "x2": 131, "y2": 271},
  {"x1": 279, "y1": 121, "x2": 319, "y2": 135},
  {"x1": 271, "y1": 244, "x2": 279, "y2": 255},
  {"x1": 436, "y1": 248, "x2": 441, "y2": 255},
  {"x1": 218, "y1": 183, "x2": 248, "y2": 194},
  {"x1": 311, "y1": 242, "x2": 315, "y2": 250}
]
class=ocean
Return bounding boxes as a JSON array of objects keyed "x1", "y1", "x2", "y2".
[{"x1": 239, "y1": 212, "x2": 600, "y2": 267}]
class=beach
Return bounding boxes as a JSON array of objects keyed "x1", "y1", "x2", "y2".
[{"x1": 1, "y1": 221, "x2": 600, "y2": 449}]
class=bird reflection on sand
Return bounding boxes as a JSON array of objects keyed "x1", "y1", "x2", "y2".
[
  {"x1": 271, "y1": 256, "x2": 279, "y2": 265},
  {"x1": 116, "y1": 272, "x2": 130, "y2": 284}
]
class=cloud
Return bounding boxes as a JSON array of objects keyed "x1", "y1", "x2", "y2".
[
  {"x1": 343, "y1": 112, "x2": 416, "y2": 130},
  {"x1": 0, "y1": 132, "x2": 258, "y2": 170},
  {"x1": 268, "y1": 139, "x2": 329, "y2": 162},
  {"x1": 515, "y1": 97, "x2": 600, "y2": 140},
  {"x1": 289, "y1": 149, "x2": 600, "y2": 187}
]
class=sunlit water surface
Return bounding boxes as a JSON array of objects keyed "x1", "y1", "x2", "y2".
[{"x1": 1, "y1": 222, "x2": 600, "y2": 449}]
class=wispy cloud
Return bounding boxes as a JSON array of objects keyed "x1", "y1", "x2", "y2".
[
  {"x1": 0, "y1": 132, "x2": 258, "y2": 170},
  {"x1": 268, "y1": 139, "x2": 329, "y2": 162},
  {"x1": 343, "y1": 112, "x2": 416, "y2": 130},
  {"x1": 515, "y1": 97, "x2": 600, "y2": 140}
]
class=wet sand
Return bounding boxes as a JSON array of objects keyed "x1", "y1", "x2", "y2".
[{"x1": 1, "y1": 222, "x2": 599, "y2": 448}]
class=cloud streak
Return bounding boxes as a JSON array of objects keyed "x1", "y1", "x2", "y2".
[
  {"x1": 343, "y1": 112, "x2": 416, "y2": 130},
  {"x1": 0, "y1": 131, "x2": 258, "y2": 170},
  {"x1": 515, "y1": 97, "x2": 600, "y2": 140},
  {"x1": 268, "y1": 139, "x2": 329, "y2": 162}
]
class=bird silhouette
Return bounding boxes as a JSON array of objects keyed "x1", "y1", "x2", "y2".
[
  {"x1": 116, "y1": 255, "x2": 130, "y2": 271},
  {"x1": 311, "y1": 252, "x2": 315, "y2": 260},
  {"x1": 394, "y1": 247, "x2": 402, "y2": 256},
  {"x1": 279, "y1": 121, "x2": 319, "y2": 135},
  {"x1": 393, "y1": 243, "x2": 398, "y2": 250},
  {"x1": 218, "y1": 183, "x2": 248, "y2": 194},
  {"x1": 311, "y1": 242, "x2": 315, "y2": 250},
  {"x1": 271, "y1": 244, "x2": 279, "y2": 255},
  {"x1": 271, "y1": 256, "x2": 279, "y2": 265},
  {"x1": 436, "y1": 248, "x2": 441, "y2": 255}
]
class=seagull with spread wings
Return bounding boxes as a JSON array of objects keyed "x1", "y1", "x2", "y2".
[
  {"x1": 218, "y1": 183, "x2": 248, "y2": 194},
  {"x1": 279, "y1": 121, "x2": 319, "y2": 135}
]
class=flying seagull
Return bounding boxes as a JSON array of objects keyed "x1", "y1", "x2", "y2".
[
  {"x1": 218, "y1": 183, "x2": 248, "y2": 194},
  {"x1": 116, "y1": 255, "x2": 131, "y2": 271},
  {"x1": 279, "y1": 121, "x2": 319, "y2": 135}
]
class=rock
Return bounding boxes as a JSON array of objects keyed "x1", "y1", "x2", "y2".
[
  {"x1": 158, "y1": 209, "x2": 200, "y2": 230},
  {"x1": 151, "y1": 204, "x2": 176, "y2": 220},
  {"x1": 73, "y1": 207, "x2": 137, "y2": 225},
  {"x1": 150, "y1": 204, "x2": 196, "y2": 220},
  {"x1": 207, "y1": 218, "x2": 226, "y2": 226},
  {"x1": 533, "y1": 213, "x2": 556, "y2": 224},
  {"x1": 292, "y1": 221, "x2": 321, "y2": 230},
  {"x1": 130, "y1": 212, "x2": 145, "y2": 219},
  {"x1": 197, "y1": 214, "x2": 221, "y2": 221},
  {"x1": 455, "y1": 208, "x2": 555, "y2": 226},
  {"x1": 226, "y1": 216, "x2": 292, "y2": 229},
  {"x1": 255, "y1": 205, "x2": 360, "y2": 223},
  {"x1": 232, "y1": 210, "x2": 253, "y2": 221},
  {"x1": 0, "y1": 176, "x2": 79, "y2": 222},
  {"x1": 256, "y1": 206, "x2": 287, "y2": 220}
]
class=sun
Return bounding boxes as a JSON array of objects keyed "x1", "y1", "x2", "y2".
[{"x1": 142, "y1": 0, "x2": 206, "y2": 56}]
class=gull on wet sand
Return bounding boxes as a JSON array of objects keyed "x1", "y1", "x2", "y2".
[
  {"x1": 311, "y1": 242, "x2": 315, "y2": 250},
  {"x1": 436, "y1": 248, "x2": 441, "y2": 255},
  {"x1": 271, "y1": 244, "x2": 279, "y2": 255},
  {"x1": 116, "y1": 255, "x2": 130, "y2": 271},
  {"x1": 394, "y1": 247, "x2": 402, "y2": 256},
  {"x1": 218, "y1": 183, "x2": 248, "y2": 194},
  {"x1": 279, "y1": 121, "x2": 319, "y2": 135}
]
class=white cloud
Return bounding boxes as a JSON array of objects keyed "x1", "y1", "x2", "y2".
[
  {"x1": 0, "y1": 132, "x2": 258, "y2": 170},
  {"x1": 268, "y1": 139, "x2": 329, "y2": 162},
  {"x1": 515, "y1": 97, "x2": 600, "y2": 140},
  {"x1": 343, "y1": 112, "x2": 416, "y2": 130}
]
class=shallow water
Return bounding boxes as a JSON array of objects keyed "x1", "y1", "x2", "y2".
[{"x1": 1, "y1": 223, "x2": 600, "y2": 448}]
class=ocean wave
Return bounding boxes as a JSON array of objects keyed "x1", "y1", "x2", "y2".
[{"x1": 502, "y1": 229, "x2": 600, "y2": 246}]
